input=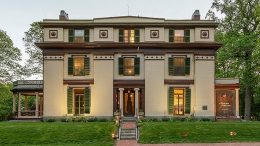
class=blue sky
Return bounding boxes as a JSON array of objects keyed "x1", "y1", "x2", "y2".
[{"x1": 0, "y1": 0, "x2": 213, "y2": 61}]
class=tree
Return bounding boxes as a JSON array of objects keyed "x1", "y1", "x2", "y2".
[
  {"x1": 23, "y1": 22, "x2": 43, "y2": 77},
  {"x1": 0, "y1": 83, "x2": 13, "y2": 120},
  {"x1": 0, "y1": 30, "x2": 23, "y2": 83},
  {"x1": 207, "y1": 0, "x2": 260, "y2": 120}
]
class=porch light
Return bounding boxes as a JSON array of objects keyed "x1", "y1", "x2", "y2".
[
  {"x1": 229, "y1": 131, "x2": 237, "y2": 136},
  {"x1": 112, "y1": 133, "x2": 116, "y2": 139}
]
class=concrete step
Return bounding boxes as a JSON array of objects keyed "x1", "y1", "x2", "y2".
[
  {"x1": 121, "y1": 129, "x2": 136, "y2": 134},
  {"x1": 122, "y1": 117, "x2": 137, "y2": 122},
  {"x1": 120, "y1": 135, "x2": 136, "y2": 140},
  {"x1": 216, "y1": 117, "x2": 241, "y2": 122}
]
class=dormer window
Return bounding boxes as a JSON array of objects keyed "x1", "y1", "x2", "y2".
[
  {"x1": 119, "y1": 29, "x2": 140, "y2": 43},
  {"x1": 169, "y1": 29, "x2": 190, "y2": 43},
  {"x1": 69, "y1": 29, "x2": 89, "y2": 43}
]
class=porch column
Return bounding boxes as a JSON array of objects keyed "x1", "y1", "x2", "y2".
[
  {"x1": 235, "y1": 88, "x2": 240, "y2": 118},
  {"x1": 134, "y1": 88, "x2": 139, "y2": 117},
  {"x1": 35, "y1": 92, "x2": 39, "y2": 117},
  {"x1": 18, "y1": 93, "x2": 21, "y2": 117},
  {"x1": 24, "y1": 96, "x2": 28, "y2": 111},
  {"x1": 119, "y1": 88, "x2": 124, "y2": 117},
  {"x1": 13, "y1": 94, "x2": 16, "y2": 113}
]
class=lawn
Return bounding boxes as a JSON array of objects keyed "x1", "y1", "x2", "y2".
[
  {"x1": 0, "y1": 122, "x2": 116, "y2": 146},
  {"x1": 139, "y1": 121, "x2": 260, "y2": 143}
]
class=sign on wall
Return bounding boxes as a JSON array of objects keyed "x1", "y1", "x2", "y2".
[{"x1": 216, "y1": 89, "x2": 236, "y2": 117}]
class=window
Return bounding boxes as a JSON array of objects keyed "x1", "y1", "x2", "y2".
[
  {"x1": 119, "y1": 29, "x2": 140, "y2": 43},
  {"x1": 118, "y1": 57, "x2": 140, "y2": 76},
  {"x1": 168, "y1": 56, "x2": 190, "y2": 76},
  {"x1": 69, "y1": 29, "x2": 89, "y2": 43},
  {"x1": 169, "y1": 29, "x2": 190, "y2": 43},
  {"x1": 123, "y1": 58, "x2": 135, "y2": 76},
  {"x1": 168, "y1": 87, "x2": 191, "y2": 115},
  {"x1": 67, "y1": 87, "x2": 91, "y2": 115},
  {"x1": 68, "y1": 55, "x2": 90, "y2": 76},
  {"x1": 173, "y1": 89, "x2": 184, "y2": 115},
  {"x1": 73, "y1": 56, "x2": 84, "y2": 76}
]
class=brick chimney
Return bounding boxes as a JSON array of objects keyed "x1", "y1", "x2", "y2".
[
  {"x1": 59, "y1": 10, "x2": 69, "y2": 20},
  {"x1": 192, "y1": 10, "x2": 200, "y2": 20}
]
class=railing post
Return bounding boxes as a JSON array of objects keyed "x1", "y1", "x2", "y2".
[{"x1": 35, "y1": 92, "x2": 39, "y2": 117}]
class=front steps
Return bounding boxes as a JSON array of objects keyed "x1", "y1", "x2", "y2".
[{"x1": 119, "y1": 117, "x2": 138, "y2": 140}]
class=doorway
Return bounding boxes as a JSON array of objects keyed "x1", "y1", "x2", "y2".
[
  {"x1": 74, "y1": 89, "x2": 85, "y2": 115},
  {"x1": 123, "y1": 89, "x2": 135, "y2": 116}
]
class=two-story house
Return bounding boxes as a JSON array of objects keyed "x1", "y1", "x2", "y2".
[{"x1": 24, "y1": 10, "x2": 240, "y2": 120}]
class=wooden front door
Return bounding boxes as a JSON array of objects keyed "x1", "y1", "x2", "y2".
[{"x1": 123, "y1": 89, "x2": 135, "y2": 116}]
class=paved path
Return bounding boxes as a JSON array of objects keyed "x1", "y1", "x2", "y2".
[{"x1": 116, "y1": 140, "x2": 260, "y2": 146}]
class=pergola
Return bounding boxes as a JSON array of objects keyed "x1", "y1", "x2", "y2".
[{"x1": 11, "y1": 80, "x2": 43, "y2": 119}]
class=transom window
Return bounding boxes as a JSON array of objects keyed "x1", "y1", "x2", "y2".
[
  {"x1": 119, "y1": 29, "x2": 140, "y2": 43},
  {"x1": 123, "y1": 58, "x2": 135, "y2": 76}
]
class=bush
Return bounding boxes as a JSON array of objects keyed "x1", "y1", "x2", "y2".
[
  {"x1": 162, "y1": 117, "x2": 170, "y2": 122},
  {"x1": 46, "y1": 119, "x2": 56, "y2": 122}
]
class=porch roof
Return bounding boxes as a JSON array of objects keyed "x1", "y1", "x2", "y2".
[{"x1": 11, "y1": 80, "x2": 43, "y2": 93}]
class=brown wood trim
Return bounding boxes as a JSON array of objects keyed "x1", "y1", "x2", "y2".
[
  {"x1": 63, "y1": 79, "x2": 94, "y2": 85},
  {"x1": 113, "y1": 80, "x2": 145, "y2": 88},
  {"x1": 164, "y1": 79, "x2": 194, "y2": 85},
  {"x1": 215, "y1": 84, "x2": 240, "y2": 89}
]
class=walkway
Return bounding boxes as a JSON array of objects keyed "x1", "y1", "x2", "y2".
[{"x1": 116, "y1": 141, "x2": 260, "y2": 146}]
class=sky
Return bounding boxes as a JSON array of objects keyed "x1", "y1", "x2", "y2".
[{"x1": 0, "y1": 0, "x2": 213, "y2": 61}]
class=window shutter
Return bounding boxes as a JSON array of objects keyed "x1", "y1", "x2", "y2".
[
  {"x1": 69, "y1": 29, "x2": 74, "y2": 42},
  {"x1": 84, "y1": 56, "x2": 90, "y2": 75},
  {"x1": 184, "y1": 29, "x2": 190, "y2": 42},
  {"x1": 119, "y1": 29, "x2": 124, "y2": 42},
  {"x1": 168, "y1": 57, "x2": 174, "y2": 76},
  {"x1": 118, "y1": 57, "x2": 124, "y2": 75},
  {"x1": 134, "y1": 57, "x2": 140, "y2": 75},
  {"x1": 168, "y1": 87, "x2": 174, "y2": 114},
  {"x1": 169, "y1": 29, "x2": 175, "y2": 42},
  {"x1": 68, "y1": 57, "x2": 74, "y2": 75},
  {"x1": 134, "y1": 29, "x2": 140, "y2": 43},
  {"x1": 84, "y1": 87, "x2": 91, "y2": 114},
  {"x1": 185, "y1": 57, "x2": 190, "y2": 75},
  {"x1": 84, "y1": 29, "x2": 89, "y2": 42},
  {"x1": 67, "y1": 87, "x2": 73, "y2": 114},
  {"x1": 185, "y1": 87, "x2": 191, "y2": 114}
]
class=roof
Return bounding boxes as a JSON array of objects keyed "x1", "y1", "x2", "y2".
[{"x1": 39, "y1": 15, "x2": 219, "y2": 27}]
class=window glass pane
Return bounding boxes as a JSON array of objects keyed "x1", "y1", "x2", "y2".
[
  {"x1": 124, "y1": 30, "x2": 129, "y2": 43},
  {"x1": 174, "y1": 30, "x2": 184, "y2": 43},
  {"x1": 173, "y1": 57, "x2": 185, "y2": 76},
  {"x1": 74, "y1": 89, "x2": 85, "y2": 114},
  {"x1": 173, "y1": 88, "x2": 184, "y2": 115},
  {"x1": 73, "y1": 56, "x2": 84, "y2": 76},
  {"x1": 123, "y1": 58, "x2": 135, "y2": 76},
  {"x1": 130, "y1": 30, "x2": 135, "y2": 43},
  {"x1": 74, "y1": 30, "x2": 84, "y2": 43}
]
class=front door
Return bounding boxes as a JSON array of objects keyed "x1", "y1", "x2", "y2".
[
  {"x1": 74, "y1": 89, "x2": 85, "y2": 115},
  {"x1": 123, "y1": 89, "x2": 135, "y2": 116}
]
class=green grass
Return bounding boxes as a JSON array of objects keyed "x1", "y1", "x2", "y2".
[
  {"x1": 0, "y1": 122, "x2": 116, "y2": 146},
  {"x1": 139, "y1": 121, "x2": 260, "y2": 143}
]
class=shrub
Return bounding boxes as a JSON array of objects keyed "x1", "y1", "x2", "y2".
[{"x1": 46, "y1": 119, "x2": 56, "y2": 122}]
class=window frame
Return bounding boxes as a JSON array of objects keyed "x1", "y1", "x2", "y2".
[
  {"x1": 119, "y1": 29, "x2": 140, "y2": 43},
  {"x1": 72, "y1": 55, "x2": 85, "y2": 76}
]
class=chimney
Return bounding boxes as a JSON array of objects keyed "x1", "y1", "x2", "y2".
[
  {"x1": 59, "y1": 10, "x2": 69, "y2": 20},
  {"x1": 192, "y1": 10, "x2": 200, "y2": 20}
]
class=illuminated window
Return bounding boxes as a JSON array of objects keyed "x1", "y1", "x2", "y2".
[
  {"x1": 69, "y1": 29, "x2": 89, "y2": 43},
  {"x1": 174, "y1": 30, "x2": 184, "y2": 43},
  {"x1": 173, "y1": 88, "x2": 184, "y2": 115},
  {"x1": 119, "y1": 29, "x2": 139, "y2": 43},
  {"x1": 173, "y1": 57, "x2": 185, "y2": 75},
  {"x1": 169, "y1": 29, "x2": 190, "y2": 43},
  {"x1": 123, "y1": 58, "x2": 135, "y2": 76},
  {"x1": 73, "y1": 56, "x2": 84, "y2": 76}
]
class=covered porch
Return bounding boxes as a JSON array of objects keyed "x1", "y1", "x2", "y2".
[{"x1": 11, "y1": 80, "x2": 43, "y2": 119}]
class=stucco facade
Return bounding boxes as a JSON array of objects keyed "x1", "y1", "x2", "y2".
[{"x1": 32, "y1": 11, "x2": 240, "y2": 120}]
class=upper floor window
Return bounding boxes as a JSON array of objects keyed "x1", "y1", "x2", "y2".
[
  {"x1": 119, "y1": 29, "x2": 140, "y2": 43},
  {"x1": 168, "y1": 56, "x2": 190, "y2": 76},
  {"x1": 118, "y1": 56, "x2": 140, "y2": 76},
  {"x1": 169, "y1": 29, "x2": 190, "y2": 43},
  {"x1": 68, "y1": 55, "x2": 90, "y2": 76},
  {"x1": 69, "y1": 29, "x2": 89, "y2": 43}
]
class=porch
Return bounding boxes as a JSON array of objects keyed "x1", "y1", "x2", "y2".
[{"x1": 11, "y1": 80, "x2": 43, "y2": 119}]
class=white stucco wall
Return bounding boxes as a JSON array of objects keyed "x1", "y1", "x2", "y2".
[
  {"x1": 43, "y1": 59, "x2": 66, "y2": 117},
  {"x1": 145, "y1": 59, "x2": 165, "y2": 116},
  {"x1": 44, "y1": 28, "x2": 64, "y2": 42},
  {"x1": 194, "y1": 59, "x2": 215, "y2": 117},
  {"x1": 91, "y1": 59, "x2": 114, "y2": 116},
  {"x1": 93, "y1": 27, "x2": 114, "y2": 42},
  {"x1": 144, "y1": 27, "x2": 165, "y2": 42},
  {"x1": 194, "y1": 28, "x2": 215, "y2": 42}
]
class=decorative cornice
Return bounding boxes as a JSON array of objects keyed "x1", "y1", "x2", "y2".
[
  {"x1": 94, "y1": 55, "x2": 114, "y2": 60},
  {"x1": 44, "y1": 56, "x2": 64, "y2": 60},
  {"x1": 145, "y1": 55, "x2": 164, "y2": 60},
  {"x1": 164, "y1": 79, "x2": 194, "y2": 85},
  {"x1": 195, "y1": 55, "x2": 215, "y2": 60},
  {"x1": 63, "y1": 79, "x2": 94, "y2": 85}
]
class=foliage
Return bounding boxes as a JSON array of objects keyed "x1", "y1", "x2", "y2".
[
  {"x1": 0, "y1": 83, "x2": 13, "y2": 121},
  {"x1": 0, "y1": 122, "x2": 115, "y2": 146},
  {"x1": 139, "y1": 122, "x2": 260, "y2": 143},
  {"x1": 206, "y1": 0, "x2": 260, "y2": 120},
  {"x1": 0, "y1": 30, "x2": 23, "y2": 83},
  {"x1": 23, "y1": 22, "x2": 43, "y2": 77}
]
